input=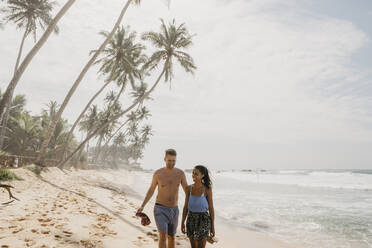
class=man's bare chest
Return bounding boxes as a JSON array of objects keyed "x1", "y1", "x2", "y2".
[{"x1": 157, "y1": 173, "x2": 181, "y2": 188}]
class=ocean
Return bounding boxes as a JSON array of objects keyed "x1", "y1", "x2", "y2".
[{"x1": 117, "y1": 168, "x2": 372, "y2": 248}]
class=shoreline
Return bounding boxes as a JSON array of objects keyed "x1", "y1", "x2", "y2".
[{"x1": 0, "y1": 167, "x2": 304, "y2": 247}]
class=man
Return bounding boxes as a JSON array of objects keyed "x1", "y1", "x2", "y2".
[{"x1": 137, "y1": 149, "x2": 188, "y2": 248}]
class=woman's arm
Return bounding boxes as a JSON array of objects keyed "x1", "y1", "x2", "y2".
[
  {"x1": 206, "y1": 187, "x2": 215, "y2": 237},
  {"x1": 181, "y1": 185, "x2": 190, "y2": 234}
]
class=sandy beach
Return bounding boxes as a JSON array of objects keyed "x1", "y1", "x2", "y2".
[{"x1": 0, "y1": 167, "x2": 303, "y2": 248}]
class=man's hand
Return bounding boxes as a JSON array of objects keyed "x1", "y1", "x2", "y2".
[
  {"x1": 181, "y1": 222, "x2": 186, "y2": 234},
  {"x1": 137, "y1": 206, "x2": 144, "y2": 213}
]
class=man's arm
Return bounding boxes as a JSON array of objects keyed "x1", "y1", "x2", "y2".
[
  {"x1": 180, "y1": 171, "x2": 188, "y2": 194},
  {"x1": 137, "y1": 172, "x2": 158, "y2": 213}
]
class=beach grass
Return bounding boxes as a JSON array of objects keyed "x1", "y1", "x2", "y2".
[
  {"x1": 25, "y1": 165, "x2": 41, "y2": 175},
  {"x1": 0, "y1": 168, "x2": 23, "y2": 181}
]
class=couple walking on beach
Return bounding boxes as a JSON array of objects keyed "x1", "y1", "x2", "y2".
[{"x1": 137, "y1": 149, "x2": 216, "y2": 248}]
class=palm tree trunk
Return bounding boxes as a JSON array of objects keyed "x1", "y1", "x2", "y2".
[
  {"x1": 103, "y1": 119, "x2": 130, "y2": 148},
  {"x1": 0, "y1": 22, "x2": 30, "y2": 149},
  {"x1": 14, "y1": 22, "x2": 30, "y2": 76},
  {"x1": 0, "y1": 0, "x2": 77, "y2": 125},
  {"x1": 37, "y1": 0, "x2": 133, "y2": 164},
  {"x1": 60, "y1": 80, "x2": 111, "y2": 160},
  {"x1": 99, "y1": 118, "x2": 131, "y2": 162},
  {"x1": 93, "y1": 134, "x2": 103, "y2": 163},
  {"x1": 94, "y1": 82, "x2": 127, "y2": 161},
  {"x1": 74, "y1": 144, "x2": 85, "y2": 168},
  {"x1": 57, "y1": 66, "x2": 166, "y2": 168}
]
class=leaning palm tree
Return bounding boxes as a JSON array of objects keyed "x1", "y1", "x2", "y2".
[
  {"x1": 37, "y1": 0, "x2": 142, "y2": 165},
  {"x1": 0, "y1": 0, "x2": 76, "y2": 135},
  {"x1": 2, "y1": 0, "x2": 59, "y2": 74},
  {"x1": 140, "y1": 124, "x2": 152, "y2": 145},
  {"x1": 57, "y1": 18, "x2": 196, "y2": 168},
  {"x1": 91, "y1": 96, "x2": 121, "y2": 163},
  {"x1": 60, "y1": 26, "x2": 146, "y2": 160},
  {"x1": 102, "y1": 106, "x2": 150, "y2": 149},
  {"x1": 7, "y1": 111, "x2": 41, "y2": 155},
  {"x1": 0, "y1": 0, "x2": 59, "y2": 149},
  {"x1": 79, "y1": 105, "x2": 99, "y2": 156}
]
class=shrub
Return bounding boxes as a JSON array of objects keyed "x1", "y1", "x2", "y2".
[{"x1": 0, "y1": 169, "x2": 22, "y2": 181}]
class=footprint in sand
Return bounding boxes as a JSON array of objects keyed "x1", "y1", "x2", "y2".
[
  {"x1": 55, "y1": 223, "x2": 66, "y2": 230},
  {"x1": 38, "y1": 218, "x2": 52, "y2": 223},
  {"x1": 146, "y1": 231, "x2": 159, "y2": 241},
  {"x1": 24, "y1": 238, "x2": 36, "y2": 247},
  {"x1": 41, "y1": 229, "x2": 50, "y2": 234},
  {"x1": 63, "y1": 230, "x2": 73, "y2": 237},
  {"x1": 54, "y1": 234, "x2": 62, "y2": 239},
  {"x1": 12, "y1": 227, "x2": 24, "y2": 234},
  {"x1": 80, "y1": 239, "x2": 103, "y2": 248},
  {"x1": 133, "y1": 236, "x2": 151, "y2": 246}
]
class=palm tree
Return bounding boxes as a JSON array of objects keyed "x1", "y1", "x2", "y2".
[
  {"x1": 79, "y1": 105, "x2": 98, "y2": 157},
  {"x1": 38, "y1": 101, "x2": 72, "y2": 159},
  {"x1": 2, "y1": 0, "x2": 59, "y2": 73},
  {"x1": 111, "y1": 131, "x2": 126, "y2": 166},
  {"x1": 0, "y1": 0, "x2": 76, "y2": 139},
  {"x1": 37, "y1": 0, "x2": 141, "y2": 165},
  {"x1": 60, "y1": 26, "x2": 146, "y2": 160},
  {"x1": 57, "y1": 18, "x2": 196, "y2": 168},
  {"x1": 98, "y1": 110, "x2": 136, "y2": 162},
  {"x1": 102, "y1": 106, "x2": 150, "y2": 149},
  {"x1": 91, "y1": 96, "x2": 120, "y2": 163},
  {"x1": 94, "y1": 26, "x2": 146, "y2": 89},
  {"x1": 0, "y1": 0, "x2": 59, "y2": 149},
  {"x1": 0, "y1": 92, "x2": 27, "y2": 151},
  {"x1": 6, "y1": 111, "x2": 41, "y2": 155},
  {"x1": 140, "y1": 124, "x2": 152, "y2": 145}
]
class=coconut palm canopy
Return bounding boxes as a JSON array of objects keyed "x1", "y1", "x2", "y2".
[{"x1": 1, "y1": 0, "x2": 59, "y2": 40}]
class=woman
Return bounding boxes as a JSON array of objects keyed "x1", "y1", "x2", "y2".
[{"x1": 181, "y1": 165, "x2": 215, "y2": 248}]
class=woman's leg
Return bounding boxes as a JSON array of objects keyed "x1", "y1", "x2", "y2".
[
  {"x1": 199, "y1": 238, "x2": 207, "y2": 248},
  {"x1": 189, "y1": 238, "x2": 197, "y2": 248}
]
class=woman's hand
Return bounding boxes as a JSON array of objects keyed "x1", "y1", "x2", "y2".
[
  {"x1": 181, "y1": 222, "x2": 186, "y2": 234},
  {"x1": 210, "y1": 225, "x2": 215, "y2": 237}
]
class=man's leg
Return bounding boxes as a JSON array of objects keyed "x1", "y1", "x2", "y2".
[
  {"x1": 158, "y1": 230, "x2": 167, "y2": 248},
  {"x1": 154, "y1": 205, "x2": 169, "y2": 248},
  {"x1": 167, "y1": 234, "x2": 175, "y2": 248},
  {"x1": 167, "y1": 206, "x2": 179, "y2": 248}
]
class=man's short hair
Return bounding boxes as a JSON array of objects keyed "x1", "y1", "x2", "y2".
[{"x1": 165, "y1": 148, "x2": 177, "y2": 157}]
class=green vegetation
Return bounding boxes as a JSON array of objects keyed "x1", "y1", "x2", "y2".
[
  {"x1": 24, "y1": 165, "x2": 41, "y2": 175},
  {"x1": 0, "y1": 169, "x2": 22, "y2": 181}
]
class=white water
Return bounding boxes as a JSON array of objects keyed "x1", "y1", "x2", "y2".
[{"x1": 113, "y1": 169, "x2": 372, "y2": 248}]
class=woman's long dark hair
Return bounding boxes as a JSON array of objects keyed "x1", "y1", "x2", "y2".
[{"x1": 195, "y1": 165, "x2": 212, "y2": 189}]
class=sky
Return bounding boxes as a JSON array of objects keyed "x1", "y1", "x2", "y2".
[{"x1": 0, "y1": 0, "x2": 371, "y2": 170}]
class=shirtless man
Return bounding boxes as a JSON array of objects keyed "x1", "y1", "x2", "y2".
[{"x1": 137, "y1": 149, "x2": 188, "y2": 248}]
